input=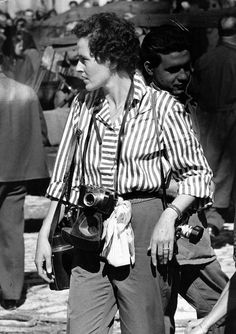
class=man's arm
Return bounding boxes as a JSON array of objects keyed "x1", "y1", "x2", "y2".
[{"x1": 185, "y1": 280, "x2": 230, "y2": 334}]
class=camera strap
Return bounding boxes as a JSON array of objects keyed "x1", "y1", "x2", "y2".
[
  {"x1": 80, "y1": 113, "x2": 96, "y2": 185},
  {"x1": 151, "y1": 92, "x2": 168, "y2": 210},
  {"x1": 114, "y1": 83, "x2": 134, "y2": 193},
  {"x1": 49, "y1": 129, "x2": 82, "y2": 244}
]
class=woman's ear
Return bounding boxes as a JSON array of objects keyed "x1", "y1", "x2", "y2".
[
  {"x1": 109, "y1": 61, "x2": 117, "y2": 71},
  {"x1": 144, "y1": 61, "x2": 153, "y2": 76}
]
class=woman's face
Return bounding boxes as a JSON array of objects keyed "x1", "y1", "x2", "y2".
[{"x1": 76, "y1": 37, "x2": 112, "y2": 91}]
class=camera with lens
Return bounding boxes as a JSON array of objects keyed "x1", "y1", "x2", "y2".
[
  {"x1": 175, "y1": 222, "x2": 204, "y2": 244},
  {"x1": 78, "y1": 185, "x2": 117, "y2": 217},
  {"x1": 61, "y1": 185, "x2": 117, "y2": 251}
]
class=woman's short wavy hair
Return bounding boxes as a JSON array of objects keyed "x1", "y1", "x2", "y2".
[{"x1": 72, "y1": 12, "x2": 140, "y2": 76}]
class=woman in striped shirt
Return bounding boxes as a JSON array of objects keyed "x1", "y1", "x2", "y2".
[{"x1": 35, "y1": 12, "x2": 213, "y2": 334}]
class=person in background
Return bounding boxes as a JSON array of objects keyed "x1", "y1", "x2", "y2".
[
  {"x1": 186, "y1": 213, "x2": 236, "y2": 333},
  {"x1": 44, "y1": 9, "x2": 58, "y2": 20},
  {"x1": 190, "y1": 13, "x2": 236, "y2": 238},
  {"x1": 24, "y1": 9, "x2": 35, "y2": 30},
  {"x1": 140, "y1": 24, "x2": 228, "y2": 333},
  {"x1": 0, "y1": 27, "x2": 48, "y2": 138},
  {"x1": 54, "y1": 46, "x2": 85, "y2": 108},
  {"x1": 0, "y1": 10, "x2": 13, "y2": 43},
  {"x1": 185, "y1": 276, "x2": 234, "y2": 333},
  {"x1": 69, "y1": 1, "x2": 78, "y2": 9},
  {"x1": 0, "y1": 40, "x2": 49, "y2": 310},
  {"x1": 35, "y1": 12, "x2": 213, "y2": 334},
  {"x1": 1, "y1": 28, "x2": 35, "y2": 86},
  {"x1": 14, "y1": 17, "x2": 27, "y2": 33},
  {"x1": 35, "y1": 5, "x2": 48, "y2": 22},
  {"x1": 17, "y1": 30, "x2": 41, "y2": 84}
]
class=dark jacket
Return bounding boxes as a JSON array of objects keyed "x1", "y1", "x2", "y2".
[{"x1": 0, "y1": 73, "x2": 49, "y2": 182}]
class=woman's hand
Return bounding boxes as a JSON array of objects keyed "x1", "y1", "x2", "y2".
[
  {"x1": 149, "y1": 207, "x2": 177, "y2": 266},
  {"x1": 149, "y1": 194, "x2": 196, "y2": 266},
  {"x1": 34, "y1": 200, "x2": 60, "y2": 283},
  {"x1": 185, "y1": 319, "x2": 208, "y2": 334},
  {"x1": 35, "y1": 229, "x2": 54, "y2": 284}
]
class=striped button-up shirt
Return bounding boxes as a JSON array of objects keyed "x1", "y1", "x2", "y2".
[{"x1": 47, "y1": 72, "x2": 213, "y2": 207}]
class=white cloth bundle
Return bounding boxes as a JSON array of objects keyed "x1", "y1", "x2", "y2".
[{"x1": 101, "y1": 197, "x2": 135, "y2": 267}]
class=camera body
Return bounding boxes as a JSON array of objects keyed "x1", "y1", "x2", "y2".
[
  {"x1": 78, "y1": 184, "x2": 117, "y2": 216},
  {"x1": 61, "y1": 185, "x2": 117, "y2": 251},
  {"x1": 176, "y1": 224, "x2": 204, "y2": 244}
]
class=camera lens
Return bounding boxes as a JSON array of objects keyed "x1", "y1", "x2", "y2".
[
  {"x1": 84, "y1": 193, "x2": 96, "y2": 207},
  {"x1": 189, "y1": 225, "x2": 204, "y2": 244}
]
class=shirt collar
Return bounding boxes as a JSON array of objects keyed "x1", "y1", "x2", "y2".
[
  {"x1": 89, "y1": 71, "x2": 148, "y2": 119},
  {"x1": 150, "y1": 81, "x2": 192, "y2": 107},
  {"x1": 132, "y1": 71, "x2": 148, "y2": 102},
  {"x1": 150, "y1": 81, "x2": 160, "y2": 92}
]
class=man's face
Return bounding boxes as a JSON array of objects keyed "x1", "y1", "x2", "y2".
[
  {"x1": 76, "y1": 37, "x2": 112, "y2": 91},
  {"x1": 151, "y1": 50, "x2": 191, "y2": 97}
]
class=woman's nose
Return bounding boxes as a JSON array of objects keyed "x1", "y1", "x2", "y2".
[{"x1": 76, "y1": 61, "x2": 83, "y2": 72}]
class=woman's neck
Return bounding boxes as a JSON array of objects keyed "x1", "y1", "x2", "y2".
[{"x1": 104, "y1": 72, "x2": 132, "y2": 122}]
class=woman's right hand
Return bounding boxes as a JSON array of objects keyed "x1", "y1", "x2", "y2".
[
  {"x1": 35, "y1": 230, "x2": 54, "y2": 284},
  {"x1": 34, "y1": 200, "x2": 60, "y2": 283}
]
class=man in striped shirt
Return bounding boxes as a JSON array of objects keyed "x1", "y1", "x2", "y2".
[
  {"x1": 141, "y1": 24, "x2": 228, "y2": 333},
  {"x1": 35, "y1": 13, "x2": 213, "y2": 334}
]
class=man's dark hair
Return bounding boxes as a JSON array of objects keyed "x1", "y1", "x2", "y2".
[
  {"x1": 69, "y1": 1, "x2": 78, "y2": 6},
  {"x1": 141, "y1": 24, "x2": 191, "y2": 68},
  {"x1": 15, "y1": 17, "x2": 27, "y2": 28},
  {"x1": 72, "y1": 12, "x2": 140, "y2": 76}
]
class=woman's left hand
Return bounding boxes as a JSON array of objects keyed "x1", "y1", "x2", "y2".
[
  {"x1": 185, "y1": 319, "x2": 208, "y2": 334},
  {"x1": 149, "y1": 208, "x2": 177, "y2": 266}
]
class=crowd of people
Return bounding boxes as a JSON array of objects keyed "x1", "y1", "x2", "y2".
[{"x1": 0, "y1": 3, "x2": 235, "y2": 334}]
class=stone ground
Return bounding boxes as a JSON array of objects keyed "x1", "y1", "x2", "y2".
[{"x1": 0, "y1": 194, "x2": 234, "y2": 334}]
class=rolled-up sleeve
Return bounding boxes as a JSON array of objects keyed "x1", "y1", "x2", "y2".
[{"x1": 163, "y1": 100, "x2": 213, "y2": 209}]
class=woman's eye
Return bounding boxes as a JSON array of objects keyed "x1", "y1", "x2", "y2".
[{"x1": 79, "y1": 57, "x2": 87, "y2": 64}]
